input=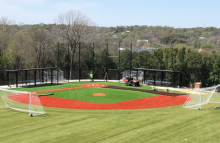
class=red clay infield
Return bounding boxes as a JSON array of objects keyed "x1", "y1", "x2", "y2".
[{"x1": 8, "y1": 84, "x2": 189, "y2": 110}]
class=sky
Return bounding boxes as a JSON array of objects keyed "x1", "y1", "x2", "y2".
[{"x1": 0, "y1": 0, "x2": 220, "y2": 28}]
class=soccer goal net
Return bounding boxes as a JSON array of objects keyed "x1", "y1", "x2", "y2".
[
  {"x1": 183, "y1": 85, "x2": 220, "y2": 110},
  {"x1": 0, "y1": 88, "x2": 45, "y2": 117}
]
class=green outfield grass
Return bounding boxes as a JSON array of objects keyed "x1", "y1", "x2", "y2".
[
  {"x1": 50, "y1": 87, "x2": 158, "y2": 103},
  {"x1": 14, "y1": 81, "x2": 154, "y2": 91},
  {"x1": 1, "y1": 82, "x2": 220, "y2": 143}
]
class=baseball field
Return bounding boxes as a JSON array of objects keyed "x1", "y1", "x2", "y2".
[{"x1": 0, "y1": 82, "x2": 220, "y2": 143}]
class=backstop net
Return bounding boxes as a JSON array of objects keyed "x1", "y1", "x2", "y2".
[
  {"x1": 183, "y1": 85, "x2": 220, "y2": 110},
  {"x1": 44, "y1": 70, "x2": 65, "y2": 83},
  {"x1": 0, "y1": 88, "x2": 45, "y2": 116}
]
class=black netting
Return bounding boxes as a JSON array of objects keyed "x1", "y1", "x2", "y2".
[{"x1": 5, "y1": 42, "x2": 183, "y2": 87}]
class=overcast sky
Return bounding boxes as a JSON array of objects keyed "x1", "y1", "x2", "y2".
[{"x1": 0, "y1": 0, "x2": 219, "y2": 28}]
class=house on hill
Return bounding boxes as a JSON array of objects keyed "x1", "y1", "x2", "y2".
[
  {"x1": 135, "y1": 48, "x2": 158, "y2": 53},
  {"x1": 137, "y1": 40, "x2": 149, "y2": 43}
]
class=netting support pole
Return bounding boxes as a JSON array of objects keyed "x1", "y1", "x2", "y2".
[
  {"x1": 172, "y1": 72, "x2": 175, "y2": 88},
  {"x1": 105, "y1": 42, "x2": 108, "y2": 82},
  {"x1": 93, "y1": 43, "x2": 94, "y2": 78},
  {"x1": 153, "y1": 71, "x2": 156, "y2": 86},
  {"x1": 25, "y1": 70, "x2": 27, "y2": 85},
  {"x1": 16, "y1": 71, "x2": 18, "y2": 88},
  {"x1": 51, "y1": 68, "x2": 53, "y2": 84},
  {"x1": 57, "y1": 42, "x2": 59, "y2": 84},
  {"x1": 130, "y1": 43, "x2": 132, "y2": 78},
  {"x1": 34, "y1": 70, "x2": 36, "y2": 86},
  {"x1": 29, "y1": 93, "x2": 32, "y2": 117},
  {"x1": 68, "y1": 43, "x2": 70, "y2": 82},
  {"x1": 180, "y1": 73, "x2": 183, "y2": 87},
  {"x1": 118, "y1": 42, "x2": 120, "y2": 81},
  {"x1": 6, "y1": 71, "x2": 9, "y2": 87},
  {"x1": 78, "y1": 42, "x2": 81, "y2": 82},
  {"x1": 29, "y1": 71, "x2": 30, "y2": 86},
  {"x1": 42, "y1": 70, "x2": 44, "y2": 83}
]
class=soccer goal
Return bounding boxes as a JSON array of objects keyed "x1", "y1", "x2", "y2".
[
  {"x1": 183, "y1": 85, "x2": 220, "y2": 110},
  {"x1": 0, "y1": 88, "x2": 45, "y2": 117}
]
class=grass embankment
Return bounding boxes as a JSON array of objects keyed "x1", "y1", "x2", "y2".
[{"x1": 1, "y1": 82, "x2": 220, "y2": 143}]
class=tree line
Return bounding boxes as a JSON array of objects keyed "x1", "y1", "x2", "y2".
[
  {"x1": 104, "y1": 47, "x2": 219, "y2": 87},
  {"x1": 61, "y1": 45, "x2": 220, "y2": 88},
  {"x1": 1, "y1": 9, "x2": 220, "y2": 87}
]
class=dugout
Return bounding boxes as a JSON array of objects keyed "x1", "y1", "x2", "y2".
[
  {"x1": 135, "y1": 68, "x2": 184, "y2": 88},
  {"x1": 5, "y1": 67, "x2": 55, "y2": 88}
]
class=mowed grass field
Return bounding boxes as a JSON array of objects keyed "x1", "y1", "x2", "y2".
[{"x1": 1, "y1": 82, "x2": 220, "y2": 143}]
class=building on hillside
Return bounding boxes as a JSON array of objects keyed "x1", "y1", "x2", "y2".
[
  {"x1": 119, "y1": 48, "x2": 126, "y2": 51},
  {"x1": 157, "y1": 44, "x2": 163, "y2": 47},
  {"x1": 135, "y1": 48, "x2": 158, "y2": 53},
  {"x1": 19, "y1": 22, "x2": 25, "y2": 27},
  {"x1": 39, "y1": 23, "x2": 44, "y2": 26},
  {"x1": 137, "y1": 40, "x2": 149, "y2": 43},
  {"x1": 199, "y1": 37, "x2": 205, "y2": 39},
  {"x1": 112, "y1": 35, "x2": 118, "y2": 38},
  {"x1": 111, "y1": 31, "x2": 116, "y2": 35}
]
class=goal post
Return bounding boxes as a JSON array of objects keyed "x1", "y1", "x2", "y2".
[
  {"x1": 0, "y1": 88, "x2": 45, "y2": 116},
  {"x1": 183, "y1": 85, "x2": 220, "y2": 110}
]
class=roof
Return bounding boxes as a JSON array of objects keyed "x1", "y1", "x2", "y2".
[{"x1": 134, "y1": 68, "x2": 184, "y2": 73}]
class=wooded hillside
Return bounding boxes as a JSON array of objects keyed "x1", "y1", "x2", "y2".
[{"x1": 1, "y1": 16, "x2": 220, "y2": 87}]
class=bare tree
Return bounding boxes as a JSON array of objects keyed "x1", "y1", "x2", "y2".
[
  {"x1": 12, "y1": 31, "x2": 32, "y2": 69},
  {"x1": 54, "y1": 9, "x2": 95, "y2": 79},
  {"x1": 29, "y1": 29, "x2": 53, "y2": 68},
  {"x1": 0, "y1": 17, "x2": 16, "y2": 54}
]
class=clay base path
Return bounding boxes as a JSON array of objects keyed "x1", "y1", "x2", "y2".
[{"x1": 8, "y1": 84, "x2": 189, "y2": 110}]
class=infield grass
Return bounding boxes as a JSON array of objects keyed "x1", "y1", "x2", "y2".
[
  {"x1": 1, "y1": 82, "x2": 220, "y2": 143},
  {"x1": 50, "y1": 87, "x2": 158, "y2": 103}
]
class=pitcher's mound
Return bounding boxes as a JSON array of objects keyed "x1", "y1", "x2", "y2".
[
  {"x1": 82, "y1": 84, "x2": 109, "y2": 87},
  {"x1": 93, "y1": 93, "x2": 106, "y2": 96}
]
